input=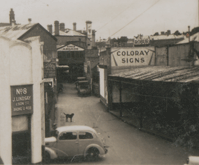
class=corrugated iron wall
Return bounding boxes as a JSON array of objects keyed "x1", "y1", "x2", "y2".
[
  {"x1": 155, "y1": 43, "x2": 199, "y2": 67},
  {"x1": 156, "y1": 47, "x2": 168, "y2": 66},
  {"x1": 194, "y1": 42, "x2": 199, "y2": 66},
  {"x1": 169, "y1": 44, "x2": 190, "y2": 66}
]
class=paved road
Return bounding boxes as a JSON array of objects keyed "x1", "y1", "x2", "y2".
[{"x1": 53, "y1": 83, "x2": 198, "y2": 165}]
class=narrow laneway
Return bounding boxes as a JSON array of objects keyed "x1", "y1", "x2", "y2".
[{"x1": 55, "y1": 83, "x2": 198, "y2": 164}]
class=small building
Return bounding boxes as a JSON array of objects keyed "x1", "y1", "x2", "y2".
[
  {"x1": 150, "y1": 30, "x2": 185, "y2": 47},
  {"x1": 48, "y1": 20, "x2": 98, "y2": 84},
  {"x1": 98, "y1": 41, "x2": 199, "y2": 145},
  {"x1": 0, "y1": 36, "x2": 45, "y2": 164},
  {"x1": 0, "y1": 15, "x2": 58, "y2": 137},
  {"x1": 57, "y1": 43, "x2": 85, "y2": 82},
  {"x1": 99, "y1": 46, "x2": 156, "y2": 106}
]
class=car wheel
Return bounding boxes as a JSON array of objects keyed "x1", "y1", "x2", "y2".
[
  {"x1": 44, "y1": 151, "x2": 51, "y2": 164},
  {"x1": 86, "y1": 147, "x2": 99, "y2": 161}
]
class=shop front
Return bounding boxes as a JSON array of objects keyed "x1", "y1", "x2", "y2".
[
  {"x1": 57, "y1": 44, "x2": 85, "y2": 82},
  {"x1": 0, "y1": 36, "x2": 44, "y2": 164},
  {"x1": 11, "y1": 85, "x2": 33, "y2": 163},
  {"x1": 99, "y1": 46, "x2": 155, "y2": 108}
]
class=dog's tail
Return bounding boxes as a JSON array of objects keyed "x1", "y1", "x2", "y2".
[{"x1": 63, "y1": 112, "x2": 67, "y2": 115}]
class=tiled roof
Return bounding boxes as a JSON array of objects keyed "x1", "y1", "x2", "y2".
[
  {"x1": 110, "y1": 66, "x2": 199, "y2": 83},
  {"x1": 0, "y1": 23, "x2": 37, "y2": 40}
]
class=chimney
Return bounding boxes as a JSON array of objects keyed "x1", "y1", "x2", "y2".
[
  {"x1": 54, "y1": 20, "x2": 59, "y2": 35},
  {"x1": 28, "y1": 18, "x2": 32, "y2": 24},
  {"x1": 60, "y1": 23, "x2": 65, "y2": 31},
  {"x1": 47, "y1": 25, "x2": 52, "y2": 34},
  {"x1": 86, "y1": 20, "x2": 92, "y2": 32},
  {"x1": 167, "y1": 30, "x2": 171, "y2": 35},
  {"x1": 9, "y1": 8, "x2": 16, "y2": 25},
  {"x1": 73, "y1": 22, "x2": 76, "y2": 31},
  {"x1": 92, "y1": 30, "x2": 96, "y2": 46},
  {"x1": 86, "y1": 21, "x2": 92, "y2": 49},
  {"x1": 161, "y1": 31, "x2": 165, "y2": 35}
]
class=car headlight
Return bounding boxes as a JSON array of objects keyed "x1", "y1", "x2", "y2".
[{"x1": 187, "y1": 157, "x2": 189, "y2": 164}]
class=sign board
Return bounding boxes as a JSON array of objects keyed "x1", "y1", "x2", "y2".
[
  {"x1": 111, "y1": 47, "x2": 154, "y2": 67},
  {"x1": 11, "y1": 85, "x2": 33, "y2": 116},
  {"x1": 58, "y1": 44, "x2": 84, "y2": 51},
  {"x1": 44, "y1": 62, "x2": 56, "y2": 78},
  {"x1": 134, "y1": 38, "x2": 150, "y2": 45}
]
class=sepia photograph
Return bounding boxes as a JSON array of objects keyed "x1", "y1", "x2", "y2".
[{"x1": 0, "y1": 0, "x2": 199, "y2": 164}]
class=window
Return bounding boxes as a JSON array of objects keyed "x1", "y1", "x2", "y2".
[
  {"x1": 59, "y1": 132, "x2": 77, "y2": 140},
  {"x1": 79, "y1": 132, "x2": 93, "y2": 139}
]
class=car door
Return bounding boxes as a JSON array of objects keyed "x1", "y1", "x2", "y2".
[
  {"x1": 78, "y1": 131, "x2": 94, "y2": 155},
  {"x1": 56, "y1": 131, "x2": 78, "y2": 157}
]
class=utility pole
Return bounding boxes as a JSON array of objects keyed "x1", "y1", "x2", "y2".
[{"x1": 188, "y1": 26, "x2": 190, "y2": 43}]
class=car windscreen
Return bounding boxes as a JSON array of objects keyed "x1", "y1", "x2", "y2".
[{"x1": 80, "y1": 85, "x2": 89, "y2": 89}]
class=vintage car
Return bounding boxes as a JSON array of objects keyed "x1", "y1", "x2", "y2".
[
  {"x1": 185, "y1": 156, "x2": 199, "y2": 165},
  {"x1": 77, "y1": 80, "x2": 91, "y2": 96},
  {"x1": 75, "y1": 77, "x2": 87, "y2": 89},
  {"x1": 44, "y1": 125, "x2": 108, "y2": 162}
]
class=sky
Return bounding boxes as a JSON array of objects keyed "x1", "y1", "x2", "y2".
[{"x1": 0, "y1": 0, "x2": 198, "y2": 40}]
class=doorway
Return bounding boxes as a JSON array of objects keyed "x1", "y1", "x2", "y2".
[{"x1": 12, "y1": 115, "x2": 31, "y2": 164}]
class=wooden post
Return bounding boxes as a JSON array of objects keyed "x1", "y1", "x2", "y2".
[
  {"x1": 108, "y1": 78, "x2": 112, "y2": 111},
  {"x1": 119, "y1": 81, "x2": 122, "y2": 117}
]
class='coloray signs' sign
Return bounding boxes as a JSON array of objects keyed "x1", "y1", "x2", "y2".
[{"x1": 111, "y1": 47, "x2": 154, "y2": 67}]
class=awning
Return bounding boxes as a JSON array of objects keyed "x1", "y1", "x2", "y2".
[
  {"x1": 42, "y1": 78, "x2": 54, "y2": 87},
  {"x1": 109, "y1": 66, "x2": 199, "y2": 83}
]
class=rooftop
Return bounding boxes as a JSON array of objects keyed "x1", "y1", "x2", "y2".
[
  {"x1": 177, "y1": 32, "x2": 199, "y2": 44},
  {"x1": 150, "y1": 34, "x2": 185, "y2": 40},
  {"x1": 56, "y1": 125, "x2": 97, "y2": 133},
  {"x1": 0, "y1": 23, "x2": 37, "y2": 40},
  {"x1": 55, "y1": 29, "x2": 86, "y2": 37},
  {"x1": 110, "y1": 66, "x2": 199, "y2": 83}
]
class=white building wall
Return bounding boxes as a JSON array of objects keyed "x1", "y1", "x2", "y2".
[
  {"x1": 0, "y1": 36, "x2": 12, "y2": 165},
  {"x1": 26, "y1": 37, "x2": 43, "y2": 163},
  {"x1": 99, "y1": 68, "x2": 104, "y2": 98},
  {"x1": 9, "y1": 42, "x2": 32, "y2": 85},
  {"x1": 0, "y1": 36, "x2": 44, "y2": 164}
]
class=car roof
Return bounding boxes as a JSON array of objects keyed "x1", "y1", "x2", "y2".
[
  {"x1": 78, "y1": 80, "x2": 89, "y2": 83},
  {"x1": 77, "y1": 77, "x2": 86, "y2": 80},
  {"x1": 56, "y1": 125, "x2": 96, "y2": 133}
]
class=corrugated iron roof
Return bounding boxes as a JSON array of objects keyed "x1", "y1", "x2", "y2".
[
  {"x1": 54, "y1": 29, "x2": 85, "y2": 36},
  {"x1": 0, "y1": 23, "x2": 11, "y2": 27},
  {"x1": 177, "y1": 32, "x2": 199, "y2": 44},
  {"x1": 150, "y1": 34, "x2": 185, "y2": 40},
  {"x1": 0, "y1": 23, "x2": 37, "y2": 40},
  {"x1": 109, "y1": 66, "x2": 199, "y2": 83}
]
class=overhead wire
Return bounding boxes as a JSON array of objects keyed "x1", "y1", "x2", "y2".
[
  {"x1": 110, "y1": 0, "x2": 160, "y2": 37},
  {"x1": 97, "y1": 1, "x2": 137, "y2": 31}
]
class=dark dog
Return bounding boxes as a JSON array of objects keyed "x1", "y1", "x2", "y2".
[{"x1": 64, "y1": 113, "x2": 74, "y2": 122}]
